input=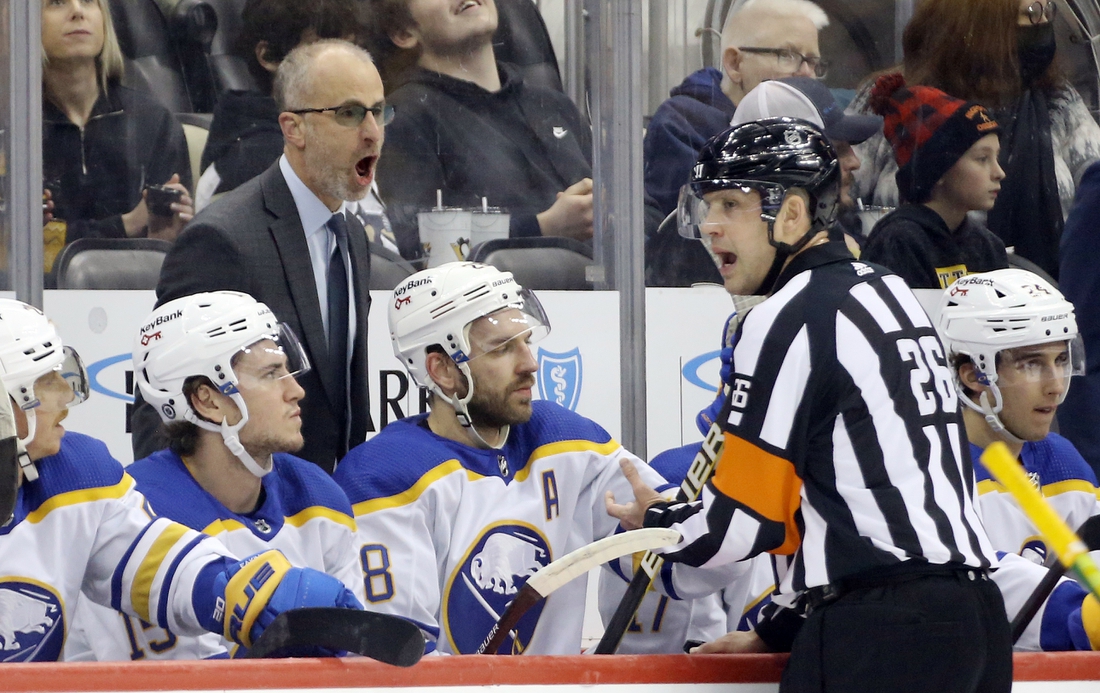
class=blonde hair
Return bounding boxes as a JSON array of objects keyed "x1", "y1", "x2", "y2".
[
  {"x1": 722, "y1": 0, "x2": 830, "y2": 48},
  {"x1": 42, "y1": 0, "x2": 125, "y2": 93}
]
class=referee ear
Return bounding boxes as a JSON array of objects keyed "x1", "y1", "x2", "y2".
[{"x1": 772, "y1": 191, "x2": 812, "y2": 245}]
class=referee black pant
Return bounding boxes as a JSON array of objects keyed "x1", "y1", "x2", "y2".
[{"x1": 782, "y1": 569, "x2": 1012, "y2": 693}]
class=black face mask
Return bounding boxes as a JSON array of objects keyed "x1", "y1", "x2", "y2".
[{"x1": 1018, "y1": 22, "x2": 1057, "y2": 86}]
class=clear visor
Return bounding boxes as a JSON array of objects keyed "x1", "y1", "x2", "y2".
[
  {"x1": 460, "y1": 288, "x2": 551, "y2": 364},
  {"x1": 676, "y1": 183, "x2": 783, "y2": 239},
  {"x1": 23, "y1": 346, "x2": 89, "y2": 412},
  {"x1": 227, "y1": 324, "x2": 311, "y2": 392},
  {"x1": 991, "y1": 336, "x2": 1085, "y2": 403}
]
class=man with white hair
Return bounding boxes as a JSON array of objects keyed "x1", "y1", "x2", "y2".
[{"x1": 644, "y1": 0, "x2": 830, "y2": 286}]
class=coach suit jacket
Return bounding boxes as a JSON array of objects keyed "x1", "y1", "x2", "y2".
[{"x1": 130, "y1": 160, "x2": 373, "y2": 473}]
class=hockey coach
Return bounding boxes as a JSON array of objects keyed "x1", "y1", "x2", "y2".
[{"x1": 607, "y1": 117, "x2": 1012, "y2": 692}]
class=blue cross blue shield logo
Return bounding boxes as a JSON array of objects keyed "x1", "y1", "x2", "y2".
[{"x1": 537, "y1": 347, "x2": 582, "y2": 411}]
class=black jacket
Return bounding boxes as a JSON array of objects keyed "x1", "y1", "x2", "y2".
[
  {"x1": 378, "y1": 62, "x2": 592, "y2": 259},
  {"x1": 43, "y1": 81, "x2": 191, "y2": 242},
  {"x1": 862, "y1": 204, "x2": 1008, "y2": 289},
  {"x1": 199, "y1": 90, "x2": 283, "y2": 194}
]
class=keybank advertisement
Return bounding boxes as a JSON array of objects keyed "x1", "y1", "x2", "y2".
[{"x1": 46, "y1": 289, "x2": 731, "y2": 465}]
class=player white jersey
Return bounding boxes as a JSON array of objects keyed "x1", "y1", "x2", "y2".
[
  {"x1": 66, "y1": 450, "x2": 362, "y2": 661},
  {"x1": 335, "y1": 401, "x2": 685, "y2": 655},
  {"x1": 972, "y1": 435, "x2": 1100, "y2": 563},
  {"x1": 0, "y1": 433, "x2": 231, "y2": 662},
  {"x1": 598, "y1": 443, "x2": 775, "y2": 653}
]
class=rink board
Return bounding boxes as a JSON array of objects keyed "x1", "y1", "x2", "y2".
[{"x1": 2, "y1": 653, "x2": 1099, "y2": 691}]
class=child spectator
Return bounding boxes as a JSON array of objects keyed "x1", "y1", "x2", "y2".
[{"x1": 862, "y1": 74, "x2": 1009, "y2": 289}]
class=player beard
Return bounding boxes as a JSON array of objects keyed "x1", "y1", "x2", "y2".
[{"x1": 467, "y1": 376, "x2": 536, "y2": 429}]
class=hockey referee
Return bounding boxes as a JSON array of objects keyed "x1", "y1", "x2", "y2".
[{"x1": 607, "y1": 118, "x2": 1011, "y2": 691}]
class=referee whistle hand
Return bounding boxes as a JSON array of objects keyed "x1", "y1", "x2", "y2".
[
  {"x1": 690, "y1": 630, "x2": 770, "y2": 654},
  {"x1": 604, "y1": 459, "x2": 663, "y2": 530}
]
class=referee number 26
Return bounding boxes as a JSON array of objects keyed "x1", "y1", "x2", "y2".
[{"x1": 897, "y1": 336, "x2": 957, "y2": 415}]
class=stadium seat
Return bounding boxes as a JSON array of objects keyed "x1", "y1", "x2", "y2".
[
  {"x1": 54, "y1": 238, "x2": 173, "y2": 290},
  {"x1": 176, "y1": 113, "x2": 214, "y2": 184},
  {"x1": 370, "y1": 243, "x2": 417, "y2": 291},
  {"x1": 494, "y1": 0, "x2": 564, "y2": 93},
  {"x1": 467, "y1": 237, "x2": 593, "y2": 290}
]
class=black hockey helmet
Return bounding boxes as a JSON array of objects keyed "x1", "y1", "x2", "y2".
[{"x1": 679, "y1": 117, "x2": 840, "y2": 240}]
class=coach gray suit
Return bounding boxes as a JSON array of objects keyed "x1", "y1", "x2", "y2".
[{"x1": 131, "y1": 160, "x2": 373, "y2": 473}]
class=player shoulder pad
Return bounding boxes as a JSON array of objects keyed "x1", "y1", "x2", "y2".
[
  {"x1": 334, "y1": 416, "x2": 463, "y2": 506},
  {"x1": 128, "y1": 449, "x2": 230, "y2": 531},
  {"x1": 647, "y1": 443, "x2": 702, "y2": 486},
  {"x1": 22, "y1": 432, "x2": 127, "y2": 512},
  {"x1": 971, "y1": 442, "x2": 996, "y2": 485},
  {"x1": 270, "y1": 453, "x2": 355, "y2": 520},
  {"x1": 514, "y1": 400, "x2": 614, "y2": 449},
  {"x1": 1025, "y1": 435, "x2": 1099, "y2": 486}
]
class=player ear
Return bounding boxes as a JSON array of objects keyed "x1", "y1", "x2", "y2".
[
  {"x1": 190, "y1": 381, "x2": 242, "y2": 426},
  {"x1": 425, "y1": 351, "x2": 462, "y2": 396},
  {"x1": 957, "y1": 361, "x2": 987, "y2": 395}
]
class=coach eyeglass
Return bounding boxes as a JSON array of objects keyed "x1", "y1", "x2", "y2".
[
  {"x1": 1024, "y1": 0, "x2": 1057, "y2": 25},
  {"x1": 737, "y1": 47, "x2": 829, "y2": 79},
  {"x1": 288, "y1": 102, "x2": 396, "y2": 129}
]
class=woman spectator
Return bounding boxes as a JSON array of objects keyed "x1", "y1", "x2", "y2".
[
  {"x1": 849, "y1": 0, "x2": 1100, "y2": 279},
  {"x1": 41, "y1": 0, "x2": 193, "y2": 275}
]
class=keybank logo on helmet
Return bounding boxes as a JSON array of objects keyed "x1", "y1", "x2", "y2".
[
  {"x1": 395, "y1": 277, "x2": 433, "y2": 296},
  {"x1": 140, "y1": 309, "x2": 182, "y2": 334}
]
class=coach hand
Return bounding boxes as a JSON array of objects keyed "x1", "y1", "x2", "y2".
[{"x1": 605, "y1": 459, "x2": 664, "y2": 530}]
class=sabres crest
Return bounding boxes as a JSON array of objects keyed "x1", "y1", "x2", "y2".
[
  {"x1": 0, "y1": 579, "x2": 65, "y2": 662},
  {"x1": 537, "y1": 347, "x2": 582, "y2": 411}
]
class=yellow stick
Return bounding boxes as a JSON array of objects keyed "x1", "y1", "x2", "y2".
[{"x1": 981, "y1": 442, "x2": 1100, "y2": 598}]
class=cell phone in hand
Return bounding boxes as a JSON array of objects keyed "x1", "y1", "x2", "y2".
[{"x1": 144, "y1": 184, "x2": 183, "y2": 217}]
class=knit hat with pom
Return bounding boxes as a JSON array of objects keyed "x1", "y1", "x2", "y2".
[{"x1": 868, "y1": 73, "x2": 1000, "y2": 204}]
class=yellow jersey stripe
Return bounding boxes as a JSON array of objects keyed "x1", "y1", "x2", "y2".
[
  {"x1": 1042, "y1": 479, "x2": 1100, "y2": 498},
  {"x1": 977, "y1": 479, "x2": 1004, "y2": 496},
  {"x1": 201, "y1": 518, "x2": 249, "y2": 536},
  {"x1": 285, "y1": 506, "x2": 356, "y2": 532},
  {"x1": 518, "y1": 439, "x2": 621, "y2": 481},
  {"x1": 353, "y1": 459, "x2": 483, "y2": 515},
  {"x1": 26, "y1": 475, "x2": 134, "y2": 524},
  {"x1": 131, "y1": 523, "x2": 191, "y2": 623}
]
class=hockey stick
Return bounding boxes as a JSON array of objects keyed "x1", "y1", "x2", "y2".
[
  {"x1": 594, "y1": 296, "x2": 762, "y2": 655},
  {"x1": 981, "y1": 442, "x2": 1100, "y2": 600},
  {"x1": 476, "y1": 527, "x2": 681, "y2": 654},
  {"x1": 247, "y1": 607, "x2": 425, "y2": 666},
  {"x1": 1010, "y1": 515, "x2": 1100, "y2": 643}
]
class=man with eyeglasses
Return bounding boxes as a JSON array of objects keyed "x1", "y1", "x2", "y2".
[
  {"x1": 644, "y1": 0, "x2": 830, "y2": 286},
  {"x1": 133, "y1": 39, "x2": 381, "y2": 474}
]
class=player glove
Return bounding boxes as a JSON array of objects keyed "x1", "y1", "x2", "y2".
[
  {"x1": 193, "y1": 550, "x2": 363, "y2": 650},
  {"x1": 1068, "y1": 593, "x2": 1100, "y2": 650},
  {"x1": 695, "y1": 312, "x2": 738, "y2": 434}
]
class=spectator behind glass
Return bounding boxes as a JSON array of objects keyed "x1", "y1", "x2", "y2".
[
  {"x1": 41, "y1": 0, "x2": 193, "y2": 273},
  {"x1": 369, "y1": 0, "x2": 593, "y2": 261},
  {"x1": 849, "y1": 0, "x2": 1100, "y2": 280},
  {"x1": 643, "y1": 0, "x2": 828, "y2": 287},
  {"x1": 861, "y1": 75, "x2": 1009, "y2": 289}
]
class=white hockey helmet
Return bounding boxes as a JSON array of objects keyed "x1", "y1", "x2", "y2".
[
  {"x1": 938, "y1": 269, "x2": 1084, "y2": 440},
  {"x1": 0, "y1": 299, "x2": 89, "y2": 482},
  {"x1": 389, "y1": 262, "x2": 549, "y2": 438},
  {"x1": 133, "y1": 291, "x2": 310, "y2": 477}
]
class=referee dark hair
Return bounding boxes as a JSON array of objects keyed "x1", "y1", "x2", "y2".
[{"x1": 607, "y1": 118, "x2": 1011, "y2": 692}]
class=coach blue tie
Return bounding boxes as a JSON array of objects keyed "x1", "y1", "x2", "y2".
[{"x1": 327, "y1": 213, "x2": 349, "y2": 432}]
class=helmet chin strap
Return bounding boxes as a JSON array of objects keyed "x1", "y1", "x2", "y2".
[
  {"x1": 960, "y1": 383, "x2": 1027, "y2": 446},
  {"x1": 16, "y1": 409, "x2": 38, "y2": 483},
  {"x1": 440, "y1": 364, "x2": 509, "y2": 450},
  {"x1": 190, "y1": 394, "x2": 272, "y2": 478}
]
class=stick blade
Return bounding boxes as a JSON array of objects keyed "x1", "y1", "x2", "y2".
[
  {"x1": 527, "y1": 528, "x2": 681, "y2": 597},
  {"x1": 247, "y1": 607, "x2": 425, "y2": 666}
]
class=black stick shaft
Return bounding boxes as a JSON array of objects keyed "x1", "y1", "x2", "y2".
[
  {"x1": 477, "y1": 586, "x2": 541, "y2": 654},
  {"x1": 1011, "y1": 561, "x2": 1067, "y2": 643}
]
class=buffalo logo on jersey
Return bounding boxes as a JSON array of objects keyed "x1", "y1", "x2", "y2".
[
  {"x1": 445, "y1": 524, "x2": 551, "y2": 654},
  {"x1": 0, "y1": 580, "x2": 65, "y2": 661},
  {"x1": 536, "y1": 347, "x2": 582, "y2": 412}
]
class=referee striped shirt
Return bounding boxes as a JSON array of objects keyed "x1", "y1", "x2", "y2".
[{"x1": 647, "y1": 242, "x2": 998, "y2": 596}]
